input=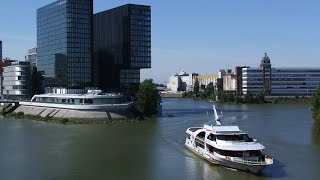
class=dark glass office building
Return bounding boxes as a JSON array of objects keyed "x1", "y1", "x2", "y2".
[
  {"x1": 37, "y1": 0, "x2": 93, "y2": 89},
  {"x1": 0, "y1": 40, "x2": 2, "y2": 61},
  {"x1": 94, "y1": 4, "x2": 151, "y2": 94}
]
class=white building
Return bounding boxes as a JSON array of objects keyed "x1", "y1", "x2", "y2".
[
  {"x1": 168, "y1": 71, "x2": 198, "y2": 92},
  {"x1": 3, "y1": 61, "x2": 31, "y2": 100},
  {"x1": 223, "y1": 73, "x2": 237, "y2": 91},
  {"x1": 168, "y1": 71, "x2": 218, "y2": 92},
  {"x1": 193, "y1": 75, "x2": 218, "y2": 90}
]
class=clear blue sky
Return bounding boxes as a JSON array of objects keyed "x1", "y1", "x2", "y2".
[{"x1": 1, "y1": 0, "x2": 319, "y2": 84}]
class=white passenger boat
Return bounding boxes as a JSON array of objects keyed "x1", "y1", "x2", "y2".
[
  {"x1": 19, "y1": 90, "x2": 133, "y2": 111},
  {"x1": 185, "y1": 105, "x2": 273, "y2": 173}
]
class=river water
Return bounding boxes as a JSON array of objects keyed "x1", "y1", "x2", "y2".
[{"x1": 0, "y1": 98, "x2": 319, "y2": 180}]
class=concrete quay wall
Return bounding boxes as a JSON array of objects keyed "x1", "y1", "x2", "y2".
[{"x1": 13, "y1": 105, "x2": 138, "y2": 120}]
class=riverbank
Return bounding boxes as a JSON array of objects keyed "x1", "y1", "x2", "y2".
[
  {"x1": 0, "y1": 103, "x2": 145, "y2": 124},
  {"x1": 265, "y1": 97, "x2": 310, "y2": 104},
  {"x1": 1, "y1": 111, "x2": 148, "y2": 124},
  {"x1": 182, "y1": 91, "x2": 310, "y2": 104}
]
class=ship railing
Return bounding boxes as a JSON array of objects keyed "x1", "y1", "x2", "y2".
[
  {"x1": 231, "y1": 156, "x2": 272, "y2": 165},
  {"x1": 232, "y1": 157, "x2": 266, "y2": 165},
  {"x1": 195, "y1": 137, "x2": 205, "y2": 145},
  {"x1": 195, "y1": 137, "x2": 205, "y2": 142}
]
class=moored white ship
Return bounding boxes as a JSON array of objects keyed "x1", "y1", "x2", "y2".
[
  {"x1": 19, "y1": 90, "x2": 133, "y2": 111},
  {"x1": 185, "y1": 105, "x2": 273, "y2": 173}
]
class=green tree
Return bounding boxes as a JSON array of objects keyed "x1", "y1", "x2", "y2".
[
  {"x1": 244, "y1": 92, "x2": 254, "y2": 103},
  {"x1": 219, "y1": 91, "x2": 228, "y2": 102},
  {"x1": 235, "y1": 95, "x2": 243, "y2": 104},
  {"x1": 137, "y1": 79, "x2": 160, "y2": 117},
  {"x1": 205, "y1": 82, "x2": 214, "y2": 94},
  {"x1": 227, "y1": 93, "x2": 235, "y2": 103},
  {"x1": 255, "y1": 92, "x2": 265, "y2": 104},
  {"x1": 311, "y1": 87, "x2": 320, "y2": 120},
  {"x1": 193, "y1": 78, "x2": 200, "y2": 95}
]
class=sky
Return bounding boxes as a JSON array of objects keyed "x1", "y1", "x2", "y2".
[{"x1": 0, "y1": 0, "x2": 319, "y2": 84}]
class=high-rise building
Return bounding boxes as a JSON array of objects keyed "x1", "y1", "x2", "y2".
[
  {"x1": 0, "y1": 58, "x2": 16, "y2": 96},
  {"x1": 235, "y1": 66, "x2": 249, "y2": 95},
  {"x1": 168, "y1": 71, "x2": 198, "y2": 92},
  {"x1": 243, "y1": 67, "x2": 320, "y2": 96},
  {"x1": 3, "y1": 61, "x2": 31, "y2": 100},
  {"x1": 242, "y1": 53, "x2": 320, "y2": 96},
  {"x1": 93, "y1": 4, "x2": 151, "y2": 94},
  {"x1": 25, "y1": 47, "x2": 37, "y2": 67},
  {"x1": 0, "y1": 40, "x2": 2, "y2": 61},
  {"x1": 25, "y1": 47, "x2": 44, "y2": 95},
  {"x1": 37, "y1": 0, "x2": 93, "y2": 90},
  {"x1": 260, "y1": 53, "x2": 272, "y2": 95}
]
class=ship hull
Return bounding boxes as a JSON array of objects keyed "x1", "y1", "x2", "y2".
[
  {"x1": 185, "y1": 139, "x2": 266, "y2": 174},
  {"x1": 213, "y1": 155, "x2": 266, "y2": 174}
]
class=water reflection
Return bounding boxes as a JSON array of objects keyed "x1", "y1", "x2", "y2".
[
  {"x1": 184, "y1": 151, "x2": 270, "y2": 180},
  {"x1": 0, "y1": 98, "x2": 319, "y2": 179},
  {"x1": 312, "y1": 120, "x2": 320, "y2": 146},
  {"x1": 261, "y1": 159, "x2": 287, "y2": 179}
]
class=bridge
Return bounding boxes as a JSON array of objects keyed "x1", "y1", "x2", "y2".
[
  {"x1": 0, "y1": 100, "x2": 20, "y2": 104},
  {"x1": 0, "y1": 101, "x2": 20, "y2": 113}
]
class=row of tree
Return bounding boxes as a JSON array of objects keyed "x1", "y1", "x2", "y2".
[
  {"x1": 218, "y1": 91, "x2": 265, "y2": 104},
  {"x1": 311, "y1": 88, "x2": 320, "y2": 121},
  {"x1": 184, "y1": 78, "x2": 265, "y2": 104},
  {"x1": 183, "y1": 90, "x2": 265, "y2": 104}
]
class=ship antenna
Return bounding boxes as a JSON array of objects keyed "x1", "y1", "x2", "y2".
[{"x1": 213, "y1": 105, "x2": 221, "y2": 126}]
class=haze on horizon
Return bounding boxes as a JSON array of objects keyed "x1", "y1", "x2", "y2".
[{"x1": 0, "y1": 0, "x2": 319, "y2": 84}]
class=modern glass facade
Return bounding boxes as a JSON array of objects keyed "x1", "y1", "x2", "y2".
[
  {"x1": 25, "y1": 47, "x2": 37, "y2": 67},
  {"x1": 37, "y1": 0, "x2": 93, "y2": 89},
  {"x1": 0, "y1": 40, "x2": 2, "y2": 61},
  {"x1": 93, "y1": 4, "x2": 151, "y2": 94},
  {"x1": 242, "y1": 67, "x2": 320, "y2": 96}
]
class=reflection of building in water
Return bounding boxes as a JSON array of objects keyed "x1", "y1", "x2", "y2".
[
  {"x1": 54, "y1": 53, "x2": 67, "y2": 87},
  {"x1": 312, "y1": 121, "x2": 320, "y2": 146}
]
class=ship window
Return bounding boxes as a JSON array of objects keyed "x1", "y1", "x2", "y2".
[
  {"x1": 84, "y1": 99, "x2": 93, "y2": 104},
  {"x1": 207, "y1": 145, "x2": 214, "y2": 153},
  {"x1": 213, "y1": 147, "x2": 243, "y2": 157},
  {"x1": 207, "y1": 134, "x2": 216, "y2": 141},
  {"x1": 62, "y1": 99, "x2": 66, "y2": 103},
  {"x1": 195, "y1": 132, "x2": 205, "y2": 149},
  {"x1": 216, "y1": 134, "x2": 253, "y2": 142}
]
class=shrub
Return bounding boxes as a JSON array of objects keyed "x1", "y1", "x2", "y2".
[
  {"x1": 59, "y1": 118, "x2": 69, "y2": 124},
  {"x1": 16, "y1": 112, "x2": 24, "y2": 117}
]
